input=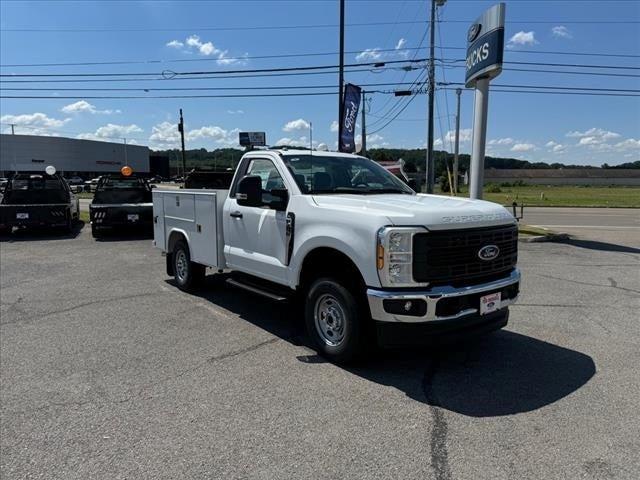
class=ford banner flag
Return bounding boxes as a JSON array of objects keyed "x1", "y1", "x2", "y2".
[{"x1": 339, "y1": 83, "x2": 362, "y2": 153}]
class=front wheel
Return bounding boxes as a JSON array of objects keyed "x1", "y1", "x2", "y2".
[
  {"x1": 305, "y1": 278, "x2": 365, "y2": 364},
  {"x1": 173, "y1": 239, "x2": 205, "y2": 291}
]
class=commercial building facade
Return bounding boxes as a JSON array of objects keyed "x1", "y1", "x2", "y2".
[{"x1": 0, "y1": 134, "x2": 150, "y2": 178}]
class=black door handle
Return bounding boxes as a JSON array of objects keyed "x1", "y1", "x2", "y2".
[{"x1": 230, "y1": 211, "x2": 243, "y2": 219}]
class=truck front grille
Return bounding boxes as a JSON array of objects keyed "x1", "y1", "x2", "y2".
[{"x1": 412, "y1": 224, "x2": 518, "y2": 286}]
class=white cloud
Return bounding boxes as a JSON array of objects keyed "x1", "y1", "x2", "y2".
[
  {"x1": 395, "y1": 38, "x2": 406, "y2": 50},
  {"x1": 275, "y1": 137, "x2": 307, "y2": 147},
  {"x1": 552, "y1": 144, "x2": 566, "y2": 153},
  {"x1": 77, "y1": 123, "x2": 143, "y2": 142},
  {"x1": 330, "y1": 120, "x2": 339, "y2": 133},
  {"x1": 566, "y1": 127, "x2": 621, "y2": 144},
  {"x1": 227, "y1": 109, "x2": 244, "y2": 114},
  {"x1": 551, "y1": 26, "x2": 572, "y2": 39},
  {"x1": 148, "y1": 121, "x2": 180, "y2": 149},
  {"x1": 283, "y1": 118, "x2": 311, "y2": 132},
  {"x1": 489, "y1": 137, "x2": 515, "y2": 146},
  {"x1": 166, "y1": 35, "x2": 246, "y2": 65},
  {"x1": 61, "y1": 100, "x2": 120, "y2": 115},
  {"x1": 545, "y1": 141, "x2": 559, "y2": 148},
  {"x1": 614, "y1": 138, "x2": 640, "y2": 151},
  {"x1": 510, "y1": 143, "x2": 536, "y2": 152},
  {"x1": 185, "y1": 35, "x2": 218, "y2": 56},
  {"x1": 507, "y1": 31, "x2": 538, "y2": 48},
  {"x1": 1, "y1": 112, "x2": 70, "y2": 130},
  {"x1": 435, "y1": 128, "x2": 473, "y2": 147},
  {"x1": 355, "y1": 48, "x2": 383, "y2": 62}
]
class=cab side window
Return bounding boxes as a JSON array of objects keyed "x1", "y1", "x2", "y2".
[{"x1": 246, "y1": 159, "x2": 286, "y2": 205}]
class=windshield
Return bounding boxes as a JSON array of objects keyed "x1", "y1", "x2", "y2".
[
  {"x1": 3, "y1": 174, "x2": 68, "y2": 205},
  {"x1": 282, "y1": 154, "x2": 414, "y2": 195},
  {"x1": 93, "y1": 176, "x2": 151, "y2": 204}
]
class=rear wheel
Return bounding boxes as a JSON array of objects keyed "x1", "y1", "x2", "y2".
[
  {"x1": 305, "y1": 278, "x2": 365, "y2": 364},
  {"x1": 173, "y1": 239, "x2": 205, "y2": 291}
]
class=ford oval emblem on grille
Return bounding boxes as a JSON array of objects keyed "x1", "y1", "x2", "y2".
[{"x1": 478, "y1": 244, "x2": 500, "y2": 261}]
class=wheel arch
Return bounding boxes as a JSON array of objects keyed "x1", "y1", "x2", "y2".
[{"x1": 298, "y1": 247, "x2": 367, "y2": 294}]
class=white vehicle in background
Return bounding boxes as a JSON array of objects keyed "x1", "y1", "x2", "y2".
[{"x1": 152, "y1": 149, "x2": 520, "y2": 363}]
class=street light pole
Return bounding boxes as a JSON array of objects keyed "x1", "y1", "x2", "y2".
[
  {"x1": 361, "y1": 91, "x2": 367, "y2": 156},
  {"x1": 123, "y1": 137, "x2": 128, "y2": 166}
]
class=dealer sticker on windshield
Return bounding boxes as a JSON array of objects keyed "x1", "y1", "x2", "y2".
[
  {"x1": 16, "y1": 213, "x2": 29, "y2": 220},
  {"x1": 127, "y1": 214, "x2": 139, "y2": 222},
  {"x1": 480, "y1": 292, "x2": 501, "y2": 315}
]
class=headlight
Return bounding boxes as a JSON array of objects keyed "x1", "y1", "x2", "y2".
[{"x1": 376, "y1": 226, "x2": 427, "y2": 287}]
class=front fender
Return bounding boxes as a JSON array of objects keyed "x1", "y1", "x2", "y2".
[{"x1": 289, "y1": 228, "x2": 380, "y2": 289}]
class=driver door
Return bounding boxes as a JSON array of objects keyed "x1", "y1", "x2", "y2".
[{"x1": 223, "y1": 158, "x2": 290, "y2": 284}]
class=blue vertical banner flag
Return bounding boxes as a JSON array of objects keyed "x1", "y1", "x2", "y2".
[{"x1": 339, "y1": 83, "x2": 362, "y2": 153}]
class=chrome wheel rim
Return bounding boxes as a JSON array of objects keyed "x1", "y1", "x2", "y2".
[
  {"x1": 314, "y1": 294, "x2": 346, "y2": 347},
  {"x1": 175, "y1": 250, "x2": 188, "y2": 282}
]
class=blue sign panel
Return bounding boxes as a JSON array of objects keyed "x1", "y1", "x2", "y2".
[
  {"x1": 339, "y1": 83, "x2": 361, "y2": 153},
  {"x1": 465, "y1": 3, "x2": 505, "y2": 88}
]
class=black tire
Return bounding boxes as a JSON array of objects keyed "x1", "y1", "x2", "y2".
[
  {"x1": 91, "y1": 224, "x2": 101, "y2": 238},
  {"x1": 304, "y1": 278, "x2": 365, "y2": 364},
  {"x1": 172, "y1": 239, "x2": 205, "y2": 291}
]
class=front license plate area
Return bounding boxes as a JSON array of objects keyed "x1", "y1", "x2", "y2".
[
  {"x1": 480, "y1": 292, "x2": 501, "y2": 315},
  {"x1": 16, "y1": 213, "x2": 29, "y2": 219},
  {"x1": 127, "y1": 214, "x2": 139, "y2": 222}
]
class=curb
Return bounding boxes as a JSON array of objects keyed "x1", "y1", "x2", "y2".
[{"x1": 519, "y1": 233, "x2": 570, "y2": 243}]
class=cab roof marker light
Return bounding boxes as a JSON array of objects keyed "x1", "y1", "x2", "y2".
[{"x1": 121, "y1": 165, "x2": 133, "y2": 177}]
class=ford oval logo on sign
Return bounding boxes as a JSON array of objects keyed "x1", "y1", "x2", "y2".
[
  {"x1": 468, "y1": 23, "x2": 482, "y2": 42},
  {"x1": 478, "y1": 244, "x2": 500, "y2": 261}
]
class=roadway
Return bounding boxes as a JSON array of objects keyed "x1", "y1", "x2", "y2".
[
  {"x1": 1, "y1": 224, "x2": 639, "y2": 479},
  {"x1": 521, "y1": 207, "x2": 639, "y2": 247}
]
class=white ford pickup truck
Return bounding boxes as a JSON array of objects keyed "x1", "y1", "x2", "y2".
[{"x1": 152, "y1": 149, "x2": 520, "y2": 363}]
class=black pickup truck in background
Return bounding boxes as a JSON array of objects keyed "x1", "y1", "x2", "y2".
[
  {"x1": 0, "y1": 172, "x2": 79, "y2": 235},
  {"x1": 89, "y1": 174, "x2": 153, "y2": 238},
  {"x1": 184, "y1": 169, "x2": 235, "y2": 190}
]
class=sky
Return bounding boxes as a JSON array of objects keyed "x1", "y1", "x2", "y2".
[{"x1": 1, "y1": 0, "x2": 639, "y2": 166}]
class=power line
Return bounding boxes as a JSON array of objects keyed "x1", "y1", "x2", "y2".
[
  {"x1": 434, "y1": 45, "x2": 640, "y2": 59},
  {"x1": 0, "y1": 81, "x2": 424, "y2": 92},
  {"x1": 439, "y1": 82, "x2": 640, "y2": 93},
  {"x1": 2, "y1": 19, "x2": 638, "y2": 33},
  {"x1": 0, "y1": 48, "x2": 427, "y2": 69},
  {"x1": 0, "y1": 58, "x2": 427, "y2": 78},
  {"x1": 3, "y1": 46, "x2": 638, "y2": 69}
]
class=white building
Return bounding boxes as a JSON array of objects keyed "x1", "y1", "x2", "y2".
[{"x1": 0, "y1": 134, "x2": 149, "y2": 177}]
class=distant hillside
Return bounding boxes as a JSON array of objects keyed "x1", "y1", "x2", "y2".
[{"x1": 151, "y1": 147, "x2": 639, "y2": 174}]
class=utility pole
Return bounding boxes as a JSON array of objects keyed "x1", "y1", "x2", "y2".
[
  {"x1": 338, "y1": 0, "x2": 345, "y2": 150},
  {"x1": 453, "y1": 88, "x2": 461, "y2": 194},
  {"x1": 10, "y1": 124, "x2": 15, "y2": 135},
  {"x1": 361, "y1": 91, "x2": 367, "y2": 157},
  {"x1": 178, "y1": 108, "x2": 186, "y2": 179},
  {"x1": 123, "y1": 138, "x2": 128, "y2": 166},
  {"x1": 426, "y1": 0, "x2": 446, "y2": 193}
]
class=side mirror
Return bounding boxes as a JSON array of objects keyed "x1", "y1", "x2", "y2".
[
  {"x1": 269, "y1": 188, "x2": 289, "y2": 211},
  {"x1": 236, "y1": 175, "x2": 262, "y2": 207}
]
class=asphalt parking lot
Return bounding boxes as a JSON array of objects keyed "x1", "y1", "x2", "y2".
[{"x1": 1, "y1": 223, "x2": 639, "y2": 479}]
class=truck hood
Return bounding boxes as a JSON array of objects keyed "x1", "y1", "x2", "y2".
[{"x1": 311, "y1": 193, "x2": 515, "y2": 230}]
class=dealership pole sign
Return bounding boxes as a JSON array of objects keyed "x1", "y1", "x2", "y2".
[
  {"x1": 467, "y1": 3, "x2": 505, "y2": 199},
  {"x1": 339, "y1": 83, "x2": 362, "y2": 153}
]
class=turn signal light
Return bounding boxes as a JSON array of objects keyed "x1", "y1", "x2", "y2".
[{"x1": 376, "y1": 244, "x2": 385, "y2": 270}]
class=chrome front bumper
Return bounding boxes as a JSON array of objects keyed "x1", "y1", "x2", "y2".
[{"x1": 367, "y1": 269, "x2": 520, "y2": 323}]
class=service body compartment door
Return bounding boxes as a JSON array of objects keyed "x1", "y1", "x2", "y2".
[
  {"x1": 191, "y1": 193, "x2": 218, "y2": 267},
  {"x1": 152, "y1": 191, "x2": 166, "y2": 249}
]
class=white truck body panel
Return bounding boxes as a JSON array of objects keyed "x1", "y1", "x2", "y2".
[{"x1": 152, "y1": 189, "x2": 227, "y2": 268}]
